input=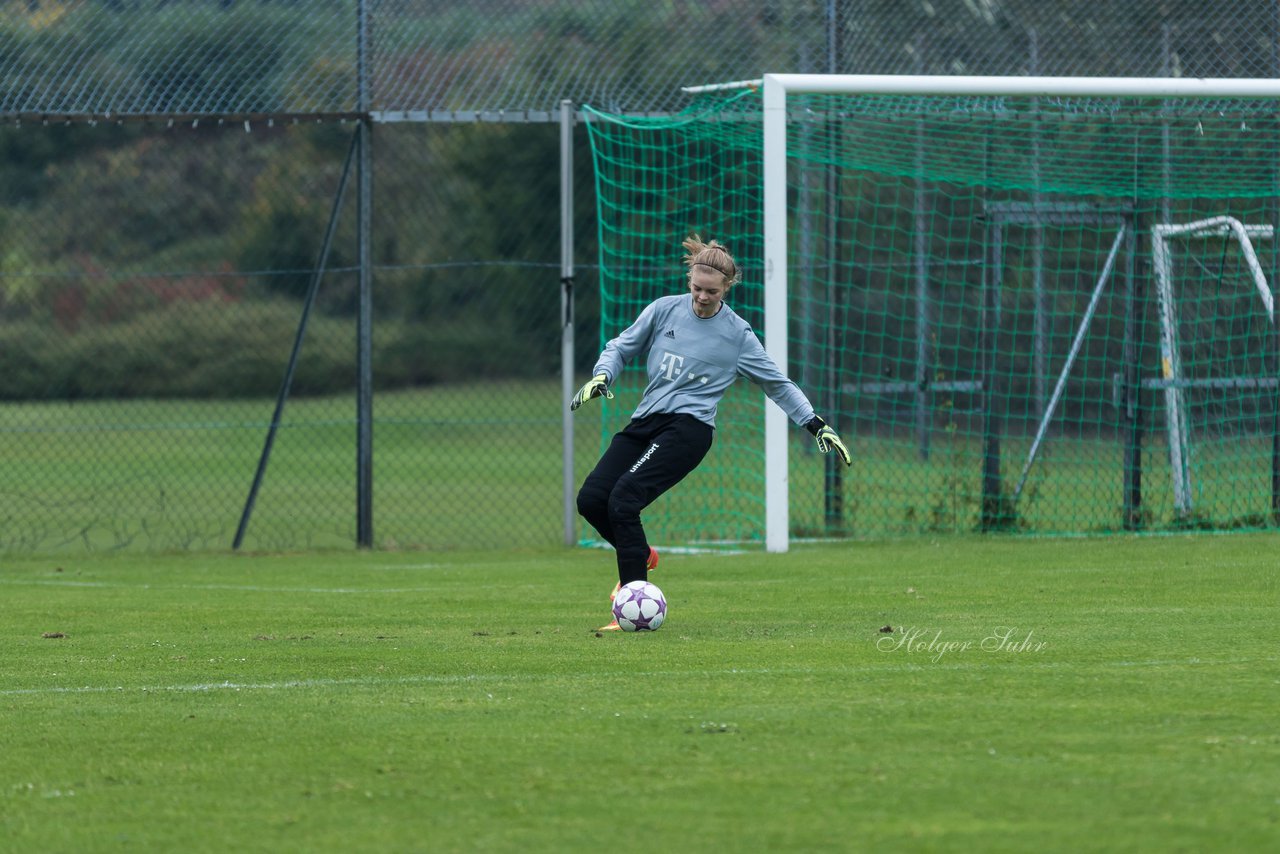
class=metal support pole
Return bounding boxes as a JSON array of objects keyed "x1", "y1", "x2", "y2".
[
  {"x1": 1013, "y1": 226, "x2": 1126, "y2": 502},
  {"x1": 823, "y1": 0, "x2": 844, "y2": 529},
  {"x1": 1030, "y1": 28, "x2": 1047, "y2": 420},
  {"x1": 1123, "y1": 205, "x2": 1144, "y2": 530},
  {"x1": 981, "y1": 192, "x2": 1004, "y2": 530},
  {"x1": 981, "y1": 248, "x2": 1004, "y2": 529},
  {"x1": 914, "y1": 151, "x2": 930, "y2": 462},
  {"x1": 560, "y1": 100, "x2": 577, "y2": 546},
  {"x1": 1271, "y1": 131, "x2": 1280, "y2": 520},
  {"x1": 824, "y1": 152, "x2": 844, "y2": 530},
  {"x1": 355, "y1": 0, "x2": 373, "y2": 547},
  {"x1": 1271, "y1": 0, "x2": 1280, "y2": 522},
  {"x1": 913, "y1": 36, "x2": 931, "y2": 462},
  {"x1": 356, "y1": 119, "x2": 374, "y2": 548},
  {"x1": 1161, "y1": 24, "x2": 1173, "y2": 228},
  {"x1": 234, "y1": 130, "x2": 360, "y2": 549}
]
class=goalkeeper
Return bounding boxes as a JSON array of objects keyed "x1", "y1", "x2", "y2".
[{"x1": 572, "y1": 234, "x2": 851, "y2": 630}]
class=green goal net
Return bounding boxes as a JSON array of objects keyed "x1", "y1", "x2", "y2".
[{"x1": 583, "y1": 83, "x2": 1280, "y2": 544}]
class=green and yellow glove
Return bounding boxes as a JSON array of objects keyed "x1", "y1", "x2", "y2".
[
  {"x1": 805, "y1": 416, "x2": 852, "y2": 466},
  {"x1": 570, "y1": 374, "x2": 614, "y2": 411}
]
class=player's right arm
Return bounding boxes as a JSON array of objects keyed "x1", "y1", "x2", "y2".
[
  {"x1": 571, "y1": 301, "x2": 661, "y2": 412},
  {"x1": 592, "y1": 300, "x2": 659, "y2": 382}
]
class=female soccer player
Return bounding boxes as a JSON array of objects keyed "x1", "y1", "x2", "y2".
[{"x1": 571, "y1": 235, "x2": 851, "y2": 630}]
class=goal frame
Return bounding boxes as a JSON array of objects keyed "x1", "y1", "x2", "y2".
[
  {"x1": 1151, "y1": 216, "x2": 1276, "y2": 516},
  {"x1": 749, "y1": 73, "x2": 1280, "y2": 551}
]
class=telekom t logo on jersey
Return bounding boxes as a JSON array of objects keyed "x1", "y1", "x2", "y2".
[{"x1": 659, "y1": 352, "x2": 685, "y2": 380}]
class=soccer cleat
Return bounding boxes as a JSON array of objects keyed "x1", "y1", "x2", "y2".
[
  {"x1": 608, "y1": 547, "x2": 660, "y2": 603},
  {"x1": 597, "y1": 619, "x2": 622, "y2": 631}
]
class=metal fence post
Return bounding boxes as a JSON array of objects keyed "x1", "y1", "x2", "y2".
[
  {"x1": 1123, "y1": 212, "x2": 1144, "y2": 531},
  {"x1": 561, "y1": 100, "x2": 577, "y2": 546},
  {"x1": 356, "y1": 0, "x2": 374, "y2": 547}
]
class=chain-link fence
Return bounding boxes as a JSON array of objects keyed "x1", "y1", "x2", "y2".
[
  {"x1": 5, "y1": 2, "x2": 1279, "y2": 117},
  {"x1": 0, "y1": 118, "x2": 604, "y2": 552},
  {"x1": 2, "y1": 1, "x2": 1279, "y2": 553}
]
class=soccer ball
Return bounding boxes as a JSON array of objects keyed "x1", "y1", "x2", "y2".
[{"x1": 611, "y1": 580, "x2": 667, "y2": 632}]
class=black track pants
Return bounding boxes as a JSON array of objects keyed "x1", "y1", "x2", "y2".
[{"x1": 576, "y1": 413, "x2": 714, "y2": 584}]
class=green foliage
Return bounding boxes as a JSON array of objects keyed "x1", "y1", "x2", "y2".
[
  {"x1": 0, "y1": 1, "x2": 345, "y2": 115},
  {"x1": 0, "y1": 2, "x2": 130, "y2": 111},
  {"x1": 0, "y1": 123, "x2": 284, "y2": 273},
  {"x1": 0, "y1": 124, "x2": 138, "y2": 202},
  {"x1": 135, "y1": 11, "x2": 284, "y2": 112},
  {"x1": 230, "y1": 127, "x2": 356, "y2": 302},
  {"x1": 0, "y1": 287, "x2": 566, "y2": 401},
  {"x1": 981, "y1": 488, "x2": 1026, "y2": 532},
  {"x1": 0, "y1": 116, "x2": 576, "y2": 398},
  {"x1": 0, "y1": 299, "x2": 349, "y2": 399},
  {"x1": 376, "y1": 301, "x2": 561, "y2": 385}
]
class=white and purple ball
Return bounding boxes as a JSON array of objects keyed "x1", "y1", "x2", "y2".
[{"x1": 612, "y1": 580, "x2": 667, "y2": 632}]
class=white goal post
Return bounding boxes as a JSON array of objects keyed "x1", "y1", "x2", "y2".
[
  {"x1": 735, "y1": 73, "x2": 1280, "y2": 552},
  {"x1": 1151, "y1": 216, "x2": 1276, "y2": 515}
]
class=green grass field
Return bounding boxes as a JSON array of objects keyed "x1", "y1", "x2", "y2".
[
  {"x1": 3, "y1": 535, "x2": 1277, "y2": 851},
  {"x1": 6, "y1": 382, "x2": 1277, "y2": 557}
]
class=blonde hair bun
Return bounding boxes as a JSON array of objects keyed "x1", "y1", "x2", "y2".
[{"x1": 682, "y1": 233, "x2": 742, "y2": 286}]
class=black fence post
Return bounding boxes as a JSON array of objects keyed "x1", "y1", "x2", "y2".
[
  {"x1": 355, "y1": 0, "x2": 374, "y2": 548},
  {"x1": 980, "y1": 203, "x2": 1004, "y2": 531},
  {"x1": 1271, "y1": 172, "x2": 1280, "y2": 523},
  {"x1": 1123, "y1": 208, "x2": 1145, "y2": 531}
]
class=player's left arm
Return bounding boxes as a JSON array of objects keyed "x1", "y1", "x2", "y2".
[
  {"x1": 737, "y1": 332, "x2": 852, "y2": 466},
  {"x1": 803, "y1": 415, "x2": 852, "y2": 466}
]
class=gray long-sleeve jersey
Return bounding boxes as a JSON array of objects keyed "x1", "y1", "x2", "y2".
[{"x1": 592, "y1": 294, "x2": 817, "y2": 429}]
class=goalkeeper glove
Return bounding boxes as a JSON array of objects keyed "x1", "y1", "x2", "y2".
[
  {"x1": 571, "y1": 374, "x2": 614, "y2": 411},
  {"x1": 805, "y1": 416, "x2": 852, "y2": 466}
]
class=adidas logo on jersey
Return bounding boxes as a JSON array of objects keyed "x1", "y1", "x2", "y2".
[{"x1": 664, "y1": 329, "x2": 676, "y2": 338}]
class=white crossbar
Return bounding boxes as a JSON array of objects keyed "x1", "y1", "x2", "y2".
[{"x1": 761, "y1": 74, "x2": 1280, "y2": 99}]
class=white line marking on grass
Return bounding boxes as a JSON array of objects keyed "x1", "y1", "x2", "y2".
[
  {"x1": 0, "y1": 670, "x2": 783, "y2": 697},
  {"x1": 3, "y1": 657, "x2": 1276, "y2": 698},
  {"x1": 370, "y1": 563, "x2": 448, "y2": 570},
  {"x1": 582, "y1": 542, "x2": 748, "y2": 557},
  {"x1": 0, "y1": 675, "x2": 488, "y2": 696},
  {"x1": 0, "y1": 579, "x2": 433, "y2": 595}
]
